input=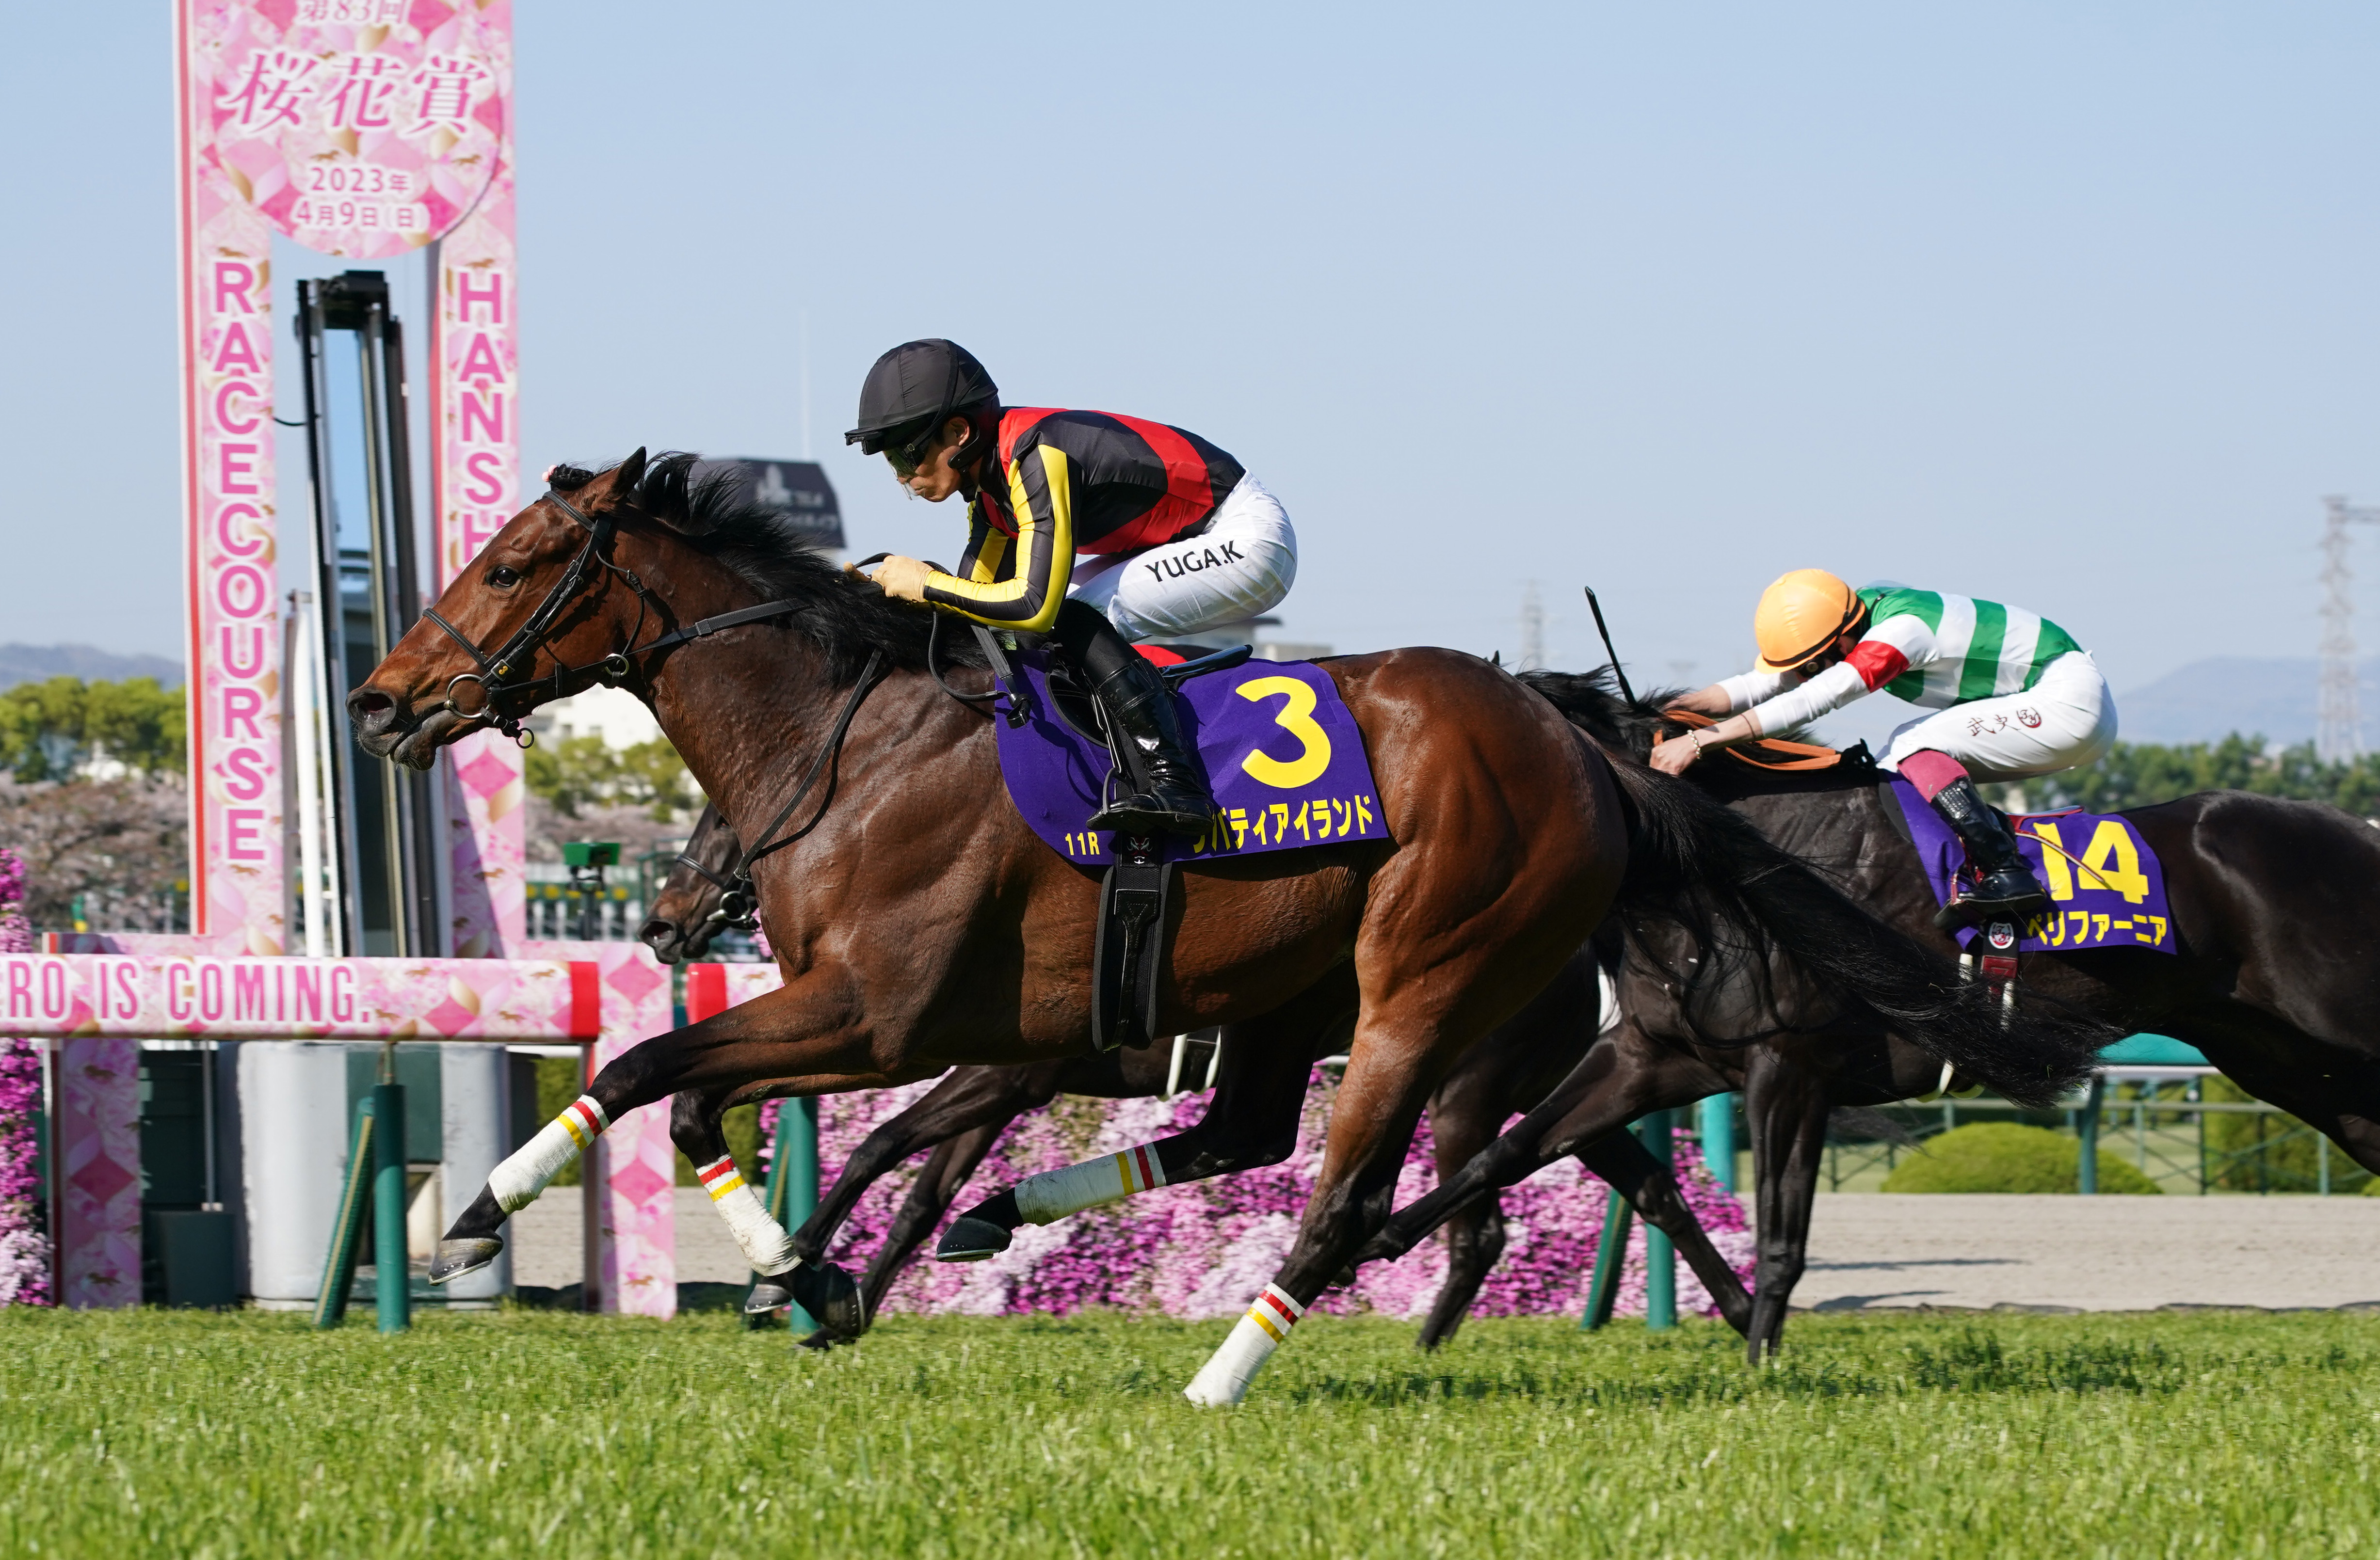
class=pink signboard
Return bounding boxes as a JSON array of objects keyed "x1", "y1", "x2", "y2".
[
  {"x1": 0, "y1": 954, "x2": 596, "y2": 1042},
  {"x1": 529, "y1": 941, "x2": 675, "y2": 1317},
  {"x1": 177, "y1": 6, "x2": 285, "y2": 953},
  {"x1": 196, "y1": 0, "x2": 508, "y2": 260},
  {"x1": 55, "y1": 1037, "x2": 142, "y2": 1309},
  {"x1": 433, "y1": 93, "x2": 524, "y2": 958}
]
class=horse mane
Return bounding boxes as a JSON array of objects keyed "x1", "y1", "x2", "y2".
[{"x1": 573, "y1": 450, "x2": 987, "y2": 684}]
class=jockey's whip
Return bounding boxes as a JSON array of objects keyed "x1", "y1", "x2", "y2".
[{"x1": 1582, "y1": 587, "x2": 1636, "y2": 705}]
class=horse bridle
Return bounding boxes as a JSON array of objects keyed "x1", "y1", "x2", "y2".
[
  {"x1": 422, "y1": 485, "x2": 827, "y2": 745},
  {"x1": 421, "y1": 482, "x2": 890, "y2": 921}
]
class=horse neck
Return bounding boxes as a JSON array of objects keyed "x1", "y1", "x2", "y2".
[{"x1": 642, "y1": 631, "x2": 895, "y2": 845}]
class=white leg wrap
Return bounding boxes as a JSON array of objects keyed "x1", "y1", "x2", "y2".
[
  {"x1": 488, "y1": 1095, "x2": 606, "y2": 1214},
  {"x1": 697, "y1": 1155, "x2": 797, "y2": 1274},
  {"x1": 1183, "y1": 1284, "x2": 1305, "y2": 1408},
  {"x1": 1013, "y1": 1144, "x2": 1168, "y2": 1226}
]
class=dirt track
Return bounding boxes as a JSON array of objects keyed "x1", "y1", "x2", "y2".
[
  {"x1": 514, "y1": 1187, "x2": 2380, "y2": 1312},
  {"x1": 1793, "y1": 1193, "x2": 2380, "y2": 1311}
]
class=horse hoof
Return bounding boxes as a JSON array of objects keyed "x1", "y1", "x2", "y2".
[
  {"x1": 808, "y1": 1263, "x2": 867, "y2": 1341},
  {"x1": 745, "y1": 1281, "x2": 792, "y2": 1314},
  {"x1": 429, "y1": 1238, "x2": 503, "y2": 1285},
  {"x1": 934, "y1": 1216, "x2": 1012, "y2": 1263}
]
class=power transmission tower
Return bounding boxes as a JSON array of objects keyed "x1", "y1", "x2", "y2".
[
  {"x1": 1519, "y1": 582, "x2": 1545, "y2": 672},
  {"x1": 2318, "y1": 496, "x2": 2380, "y2": 763}
]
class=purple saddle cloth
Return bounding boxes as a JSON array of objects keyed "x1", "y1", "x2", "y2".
[
  {"x1": 1886, "y1": 776, "x2": 2175, "y2": 955},
  {"x1": 994, "y1": 651, "x2": 1384, "y2": 867}
]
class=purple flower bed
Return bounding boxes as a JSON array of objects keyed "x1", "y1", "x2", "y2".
[
  {"x1": 764, "y1": 1067, "x2": 1753, "y2": 1320},
  {"x1": 0, "y1": 848, "x2": 49, "y2": 1306}
]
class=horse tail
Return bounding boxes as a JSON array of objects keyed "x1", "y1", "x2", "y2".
[{"x1": 1524, "y1": 678, "x2": 2110, "y2": 1106}]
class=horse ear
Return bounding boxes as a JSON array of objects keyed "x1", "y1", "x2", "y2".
[{"x1": 612, "y1": 446, "x2": 648, "y2": 495}]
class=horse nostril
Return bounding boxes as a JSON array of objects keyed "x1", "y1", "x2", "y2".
[
  {"x1": 639, "y1": 920, "x2": 680, "y2": 963},
  {"x1": 346, "y1": 687, "x2": 397, "y2": 732}
]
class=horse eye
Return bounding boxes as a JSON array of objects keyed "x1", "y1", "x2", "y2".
[{"x1": 488, "y1": 564, "x2": 521, "y2": 588}]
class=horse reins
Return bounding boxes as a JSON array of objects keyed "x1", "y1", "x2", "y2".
[
  {"x1": 422, "y1": 485, "x2": 815, "y2": 746},
  {"x1": 424, "y1": 482, "x2": 890, "y2": 915}
]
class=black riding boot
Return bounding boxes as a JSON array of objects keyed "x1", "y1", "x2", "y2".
[
  {"x1": 1928, "y1": 776, "x2": 2050, "y2": 929},
  {"x1": 1053, "y1": 600, "x2": 1214, "y2": 838}
]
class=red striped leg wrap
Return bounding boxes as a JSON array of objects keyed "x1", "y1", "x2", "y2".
[
  {"x1": 559, "y1": 1094, "x2": 609, "y2": 1149},
  {"x1": 696, "y1": 1154, "x2": 746, "y2": 1202},
  {"x1": 1244, "y1": 1283, "x2": 1306, "y2": 1342}
]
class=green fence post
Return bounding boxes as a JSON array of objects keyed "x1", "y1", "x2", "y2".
[
  {"x1": 780, "y1": 1098, "x2": 820, "y2": 1333},
  {"x1": 1700, "y1": 1094, "x2": 1737, "y2": 1193},
  {"x1": 313, "y1": 1097, "x2": 375, "y2": 1329},
  {"x1": 1579, "y1": 1195, "x2": 1635, "y2": 1331},
  {"x1": 2077, "y1": 1073, "x2": 2104, "y2": 1195},
  {"x1": 372, "y1": 1051, "x2": 410, "y2": 1334},
  {"x1": 1642, "y1": 1110, "x2": 1676, "y2": 1331},
  {"x1": 2320, "y1": 1132, "x2": 2332, "y2": 1196}
]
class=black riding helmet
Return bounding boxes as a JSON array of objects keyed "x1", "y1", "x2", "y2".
[{"x1": 845, "y1": 339, "x2": 999, "y2": 475}]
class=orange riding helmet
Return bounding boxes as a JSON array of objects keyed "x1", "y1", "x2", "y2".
[{"x1": 1753, "y1": 569, "x2": 1869, "y2": 672}]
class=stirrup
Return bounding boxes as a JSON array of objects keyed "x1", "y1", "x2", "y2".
[{"x1": 1089, "y1": 790, "x2": 1212, "y2": 837}]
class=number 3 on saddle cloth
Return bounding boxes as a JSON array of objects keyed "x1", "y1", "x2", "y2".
[
  {"x1": 993, "y1": 648, "x2": 1385, "y2": 1053},
  {"x1": 1884, "y1": 777, "x2": 2177, "y2": 962}
]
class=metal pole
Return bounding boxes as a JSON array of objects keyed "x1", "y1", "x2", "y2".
[
  {"x1": 1642, "y1": 1110, "x2": 1676, "y2": 1330},
  {"x1": 1699, "y1": 1094, "x2": 1737, "y2": 1193},
  {"x1": 2077, "y1": 1074, "x2": 2104, "y2": 1194},
  {"x1": 2320, "y1": 1132, "x2": 2332, "y2": 1196},
  {"x1": 781, "y1": 1098, "x2": 820, "y2": 1334},
  {"x1": 372, "y1": 1050, "x2": 410, "y2": 1333},
  {"x1": 313, "y1": 1097, "x2": 374, "y2": 1329},
  {"x1": 1579, "y1": 1196, "x2": 1634, "y2": 1331}
]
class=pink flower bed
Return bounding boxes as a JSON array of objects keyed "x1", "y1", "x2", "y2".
[
  {"x1": 769, "y1": 1067, "x2": 1753, "y2": 1320},
  {"x1": 0, "y1": 847, "x2": 49, "y2": 1306}
]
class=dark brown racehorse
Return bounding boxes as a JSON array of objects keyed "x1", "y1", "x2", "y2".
[
  {"x1": 641, "y1": 815, "x2": 1749, "y2": 1347},
  {"x1": 348, "y1": 452, "x2": 2103, "y2": 1402},
  {"x1": 1356, "y1": 668, "x2": 2380, "y2": 1359}
]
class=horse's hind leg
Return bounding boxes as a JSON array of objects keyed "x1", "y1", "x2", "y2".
[
  {"x1": 790, "y1": 1064, "x2": 1060, "y2": 1267},
  {"x1": 935, "y1": 975, "x2": 1354, "y2": 1262},
  {"x1": 665, "y1": 1085, "x2": 803, "y2": 1280},
  {"x1": 1574, "y1": 1128, "x2": 1753, "y2": 1337},
  {"x1": 794, "y1": 1123, "x2": 1009, "y2": 1348},
  {"x1": 1742, "y1": 1047, "x2": 1831, "y2": 1362}
]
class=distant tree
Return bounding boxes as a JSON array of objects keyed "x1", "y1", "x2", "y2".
[
  {"x1": 0, "y1": 677, "x2": 185, "y2": 781},
  {"x1": 2023, "y1": 735, "x2": 2380, "y2": 817},
  {"x1": 0, "y1": 775, "x2": 187, "y2": 932},
  {"x1": 522, "y1": 735, "x2": 699, "y2": 822}
]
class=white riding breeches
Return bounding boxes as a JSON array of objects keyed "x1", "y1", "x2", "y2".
[
  {"x1": 1066, "y1": 474, "x2": 1297, "y2": 643},
  {"x1": 1878, "y1": 651, "x2": 2118, "y2": 782}
]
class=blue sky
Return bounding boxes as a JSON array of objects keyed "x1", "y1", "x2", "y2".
[{"x1": 6, "y1": 3, "x2": 2378, "y2": 744}]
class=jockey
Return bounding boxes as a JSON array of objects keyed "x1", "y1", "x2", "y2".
[
  {"x1": 1653, "y1": 569, "x2": 2117, "y2": 926},
  {"x1": 845, "y1": 339, "x2": 1296, "y2": 838}
]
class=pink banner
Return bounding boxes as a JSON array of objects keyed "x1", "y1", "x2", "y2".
[
  {"x1": 178, "y1": 3, "x2": 287, "y2": 953},
  {"x1": 56, "y1": 1037, "x2": 141, "y2": 1309},
  {"x1": 0, "y1": 954, "x2": 595, "y2": 1041},
  {"x1": 530, "y1": 941, "x2": 674, "y2": 1317},
  {"x1": 431, "y1": 11, "x2": 523, "y2": 960},
  {"x1": 196, "y1": 0, "x2": 507, "y2": 260}
]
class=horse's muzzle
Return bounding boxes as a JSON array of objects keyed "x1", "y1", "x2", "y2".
[{"x1": 346, "y1": 685, "x2": 461, "y2": 769}]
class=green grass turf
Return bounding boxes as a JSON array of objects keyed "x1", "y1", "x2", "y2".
[{"x1": 4, "y1": 1306, "x2": 2379, "y2": 1558}]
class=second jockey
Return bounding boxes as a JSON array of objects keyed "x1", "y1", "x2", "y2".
[
  {"x1": 1654, "y1": 569, "x2": 2117, "y2": 926},
  {"x1": 845, "y1": 338, "x2": 1296, "y2": 838}
]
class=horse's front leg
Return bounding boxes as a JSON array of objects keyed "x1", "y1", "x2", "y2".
[
  {"x1": 933, "y1": 974, "x2": 1353, "y2": 1261},
  {"x1": 429, "y1": 978, "x2": 887, "y2": 1305}
]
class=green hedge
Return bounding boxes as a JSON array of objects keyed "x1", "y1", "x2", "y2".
[{"x1": 1882, "y1": 1122, "x2": 2160, "y2": 1194}]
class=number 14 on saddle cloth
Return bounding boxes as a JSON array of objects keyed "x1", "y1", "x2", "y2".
[
  {"x1": 1886, "y1": 775, "x2": 2176, "y2": 955},
  {"x1": 995, "y1": 652, "x2": 1384, "y2": 867}
]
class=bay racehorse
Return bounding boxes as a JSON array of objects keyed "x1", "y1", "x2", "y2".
[
  {"x1": 1354, "y1": 668, "x2": 2380, "y2": 1359},
  {"x1": 348, "y1": 451, "x2": 2104, "y2": 1403},
  {"x1": 641, "y1": 815, "x2": 1749, "y2": 1347}
]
